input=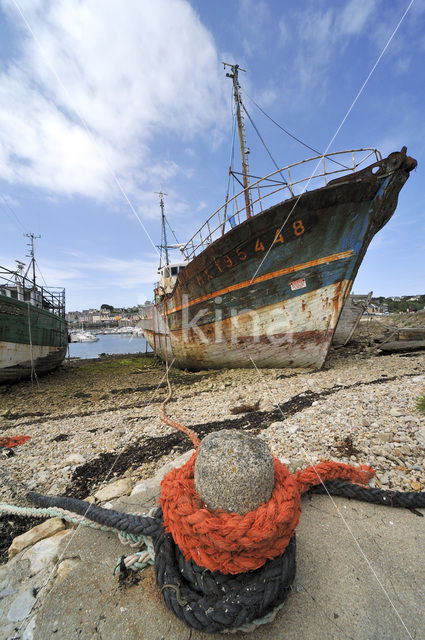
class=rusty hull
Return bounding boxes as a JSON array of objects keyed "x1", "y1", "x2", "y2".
[{"x1": 141, "y1": 148, "x2": 416, "y2": 370}]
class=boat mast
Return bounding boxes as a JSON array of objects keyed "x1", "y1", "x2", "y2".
[
  {"x1": 223, "y1": 62, "x2": 252, "y2": 219},
  {"x1": 155, "y1": 190, "x2": 169, "y2": 267},
  {"x1": 25, "y1": 232, "x2": 41, "y2": 289}
]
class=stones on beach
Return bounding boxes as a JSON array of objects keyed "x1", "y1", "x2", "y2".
[
  {"x1": 416, "y1": 426, "x2": 425, "y2": 447},
  {"x1": 54, "y1": 557, "x2": 81, "y2": 585},
  {"x1": 8, "y1": 518, "x2": 65, "y2": 560},
  {"x1": 22, "y1": 531, "x2": 72, "y2": 574},
  {"x1": 1, "y1": 342, "x2": 424, "y2": 517},
  {"x1": 376, "y1": 432, "x2": 393, "y2": 443},
  {"x1": 64, "y1": 453, "x2": 86, "y2": 466},
  {"x1": 93, "y1": 477, "x2": 132, "y2": 502},
  {"x1": 194, "y1": 429, "x2": 275, "y2": 514},
  {"x1": 6, "y1": 588, "x2": 36, "y2": 622}
]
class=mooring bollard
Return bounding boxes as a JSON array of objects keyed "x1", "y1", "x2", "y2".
[{"x1": 194, "y1": 429, "x2": 275, "y2": 514}]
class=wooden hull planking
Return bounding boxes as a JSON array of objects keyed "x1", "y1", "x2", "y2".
[
  {"x1": 141, "y1": 149, "x2": 415, "y2": 370},
  {"x1": 0, "y1": 295, "x2": 68, "y2": 382}
]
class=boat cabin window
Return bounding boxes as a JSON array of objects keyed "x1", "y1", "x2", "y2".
[{"x1": 159, "y1": 264, "x2": 186, "y2": 278}]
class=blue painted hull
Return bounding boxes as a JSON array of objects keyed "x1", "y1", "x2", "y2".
[{"x1": 142, "y1": 149, "x2": 416, "y2": 369}]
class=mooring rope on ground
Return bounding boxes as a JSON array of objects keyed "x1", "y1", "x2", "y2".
[
  {"x1": 0, "y1": 453, "x2": 421, "y2": 633},
  {"x1": 1, "y1": 396, "x2": 425, "y2": 632}
]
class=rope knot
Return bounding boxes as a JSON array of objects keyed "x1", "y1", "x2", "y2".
[{"x1": 160, "y1": 451, "x2": 374, "y2": 574}]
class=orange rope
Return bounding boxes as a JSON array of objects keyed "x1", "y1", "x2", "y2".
[
  {"x1": 159, "y1": 371, "x2": 200, "y2": 448},
  {"x1": 160, "y1": 452, "x2": 374, "y2": 574},
  {"x1": 160, "y1": 401, "x2": 200, "y2": 448},
  {"x1": 157, "y1": 375, "x2": 373, "y2": 574}
]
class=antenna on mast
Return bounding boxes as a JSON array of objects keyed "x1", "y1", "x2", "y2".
[
  {"x1": 24, "y1": 232, "x2": 41, "y2": 289},
  {"x1": 155, "y1": 190, "x2": 169, "y2": 267},
  {"x1": 223, "y1": 62, "x2": 252, "y2": 219}
]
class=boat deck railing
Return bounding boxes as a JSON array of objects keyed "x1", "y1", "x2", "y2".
[
  {"x1": 0, "y1": 266, "x2": 66, "y2": 318},
  {"x1": 182, "y1": 148, "x2": 382, "y2": 260}
]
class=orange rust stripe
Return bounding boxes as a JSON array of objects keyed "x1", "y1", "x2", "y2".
[{"x1": 171, "y1": 249, "x2": 354, "y2": 313}]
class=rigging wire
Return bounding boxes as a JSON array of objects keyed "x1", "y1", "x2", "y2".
[
  {"x1": 242, "y1": 103, "x2": 288, "y2": 184},
  {"x1": 0, "y1": 194, "x2": 27, "y2": 232},
  {"x1": 246, "y1": 93, "x2": 349, "y2": 170},
  {"x1": 165, "y1": 217, "x2": 180, "y2": 246},
  {"x1": 223, "y1": 108, "x2": 238, "y2": 230},
  {"x1": 35, "y1": 260, "x2": 49, "y2": 288}
]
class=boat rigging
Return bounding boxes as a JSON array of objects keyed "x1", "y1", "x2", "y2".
[
  {"x1": 223, "y1": 62, "x2": 253, "y2": 220},
  {"x1": 140, "y1": 65, "x2": 416, "y2": 370}
]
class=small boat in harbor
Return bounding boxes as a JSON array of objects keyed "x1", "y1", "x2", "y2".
[
  {"x1": 0, "y1": 237, "x2": 68, "y2": 383},
  {"x1": 69, "y1": 331, "x2": 99, "y2": 343},
  {"x1": 140, "y1": 64, "x2": 417, "y2": 370}
]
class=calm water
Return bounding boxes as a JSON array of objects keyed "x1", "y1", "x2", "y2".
[{"x1": 68, "y1": 333, "x2": 152, "y2": 359}]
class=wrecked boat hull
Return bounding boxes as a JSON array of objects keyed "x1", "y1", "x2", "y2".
[
  {"x1": 142, "y1": 149, "x2": 415, "y2": 370},
  {"x1": 333, "y1": 292, "x2": 373, "y2": 347},
  {"x1": 0, "y1": 295, "x2": 68, "y2": 383}
]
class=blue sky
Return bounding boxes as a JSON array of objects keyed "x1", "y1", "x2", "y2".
[{"x1": 0, "y1": 0, "x2": 423, "y2": 311}]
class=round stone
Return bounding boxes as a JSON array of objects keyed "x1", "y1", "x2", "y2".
[{"x1": 194, "y1": 429, "x2": 275, "y2": 514}]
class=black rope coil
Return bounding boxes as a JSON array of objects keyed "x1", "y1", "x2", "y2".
[
  {"x1": 27, "y1": 479, "x2": 425, "y2": 633},
  {"x1": 154, "y1": 507, "x2": 296, "y2": 633}
]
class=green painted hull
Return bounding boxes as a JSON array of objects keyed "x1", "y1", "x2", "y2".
[{"x1": 0, "y1": 294, "x2": 68, "y2": 383}]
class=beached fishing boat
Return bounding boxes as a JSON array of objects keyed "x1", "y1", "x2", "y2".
[
  {"x1": 0, "y1": 239, "x2": 68, "y2": 383},
  {"x1": 140, "y1": 64, "x2": 416, "y2": 370}
]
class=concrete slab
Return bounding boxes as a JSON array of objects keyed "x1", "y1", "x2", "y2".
[{"x1": 29, "y1": 484, "x2": 424, "y2": 640}]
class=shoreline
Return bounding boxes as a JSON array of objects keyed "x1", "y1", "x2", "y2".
[{"x1": 1, "y1": 323, "x2": 424, "y2": 562}]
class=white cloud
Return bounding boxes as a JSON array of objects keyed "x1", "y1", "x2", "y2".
[
  {"x1": 0, "y1": 193, "x2": 20, "y2": 207},
  {"x1": 0, "y1": 0, "x2": 227, "y2": 204},
  {"x1": 338, "y1": 0, "x2": 376, "y2": 37},
  {"x1": 238, "y1": 0, "x2": 271, "y2": 58},
  {"x1": 278, "y1": 19, "x2": 288, "y2": 45},
  {"x1": 196, "y1": 200, "x2": 207, "y2": 212},
  {"x1": 93, "y1": 256, "x2": 160, "y2": 289},
  {"x1": 1, "y1": 250, "x2": 160, "y2": 309},
  {"x1": 283, "y1": 0, "x2": 379, "y2": 101}
]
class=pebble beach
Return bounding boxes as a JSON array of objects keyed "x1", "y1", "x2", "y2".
[{"x1": 1, "y1": 319, "x2": 425, "y2": 551}]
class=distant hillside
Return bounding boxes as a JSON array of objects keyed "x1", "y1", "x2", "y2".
[{"x1": 370, "y1": 295, "x2": 425, "y2": 313}]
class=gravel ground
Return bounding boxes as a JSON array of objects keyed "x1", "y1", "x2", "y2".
[{"x1": 1, "y1": 321, "x2": 424, "y2": 513}]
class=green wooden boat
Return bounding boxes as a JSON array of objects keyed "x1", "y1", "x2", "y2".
[{"x1": 0, "y1": 257, "x2": 68, "y2": 383}]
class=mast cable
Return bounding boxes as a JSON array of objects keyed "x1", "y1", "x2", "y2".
[
  {"x1": 35, "y1": 260, "x2": 48, "y2": 288},
  {"x1": 0, "y1": 194, "x2": 27, "y2": 232},
  {"x1": 165, "y1": 218, "x2": 180, "y2": 246},
  {"x1": 223, "y1": 108, "x2": 238, "y2": 230},
  {"x1": 242, "y1": 103, "x2": 288, "y2": 185},
  {"x1": 246, "y1": 93, "x2": 350, "y2": 170}
]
